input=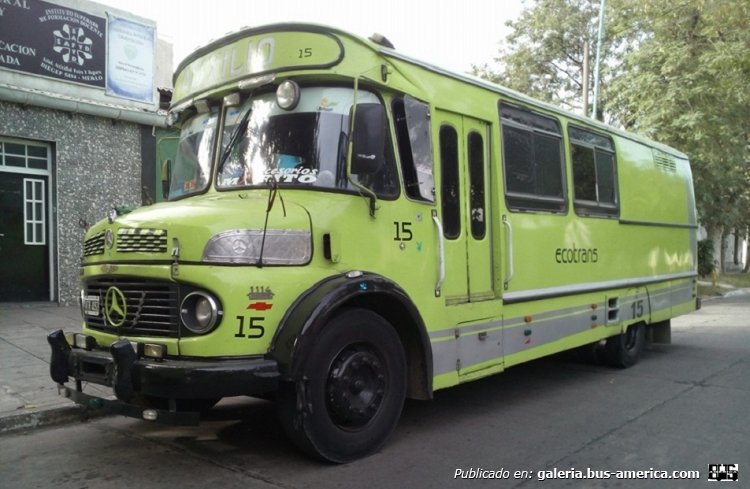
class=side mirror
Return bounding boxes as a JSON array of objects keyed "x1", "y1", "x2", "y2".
[
  {"x1": 161, "y1": 159, "x2": 172, "y2": 199},
  {"x1": 350, "y1": 103, "x2": 386, "y2": 174}
]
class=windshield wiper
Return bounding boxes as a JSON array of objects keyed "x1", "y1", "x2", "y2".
[
  {"x1": 218, "y1": 104, "x2": 253, "y2": 173},
  {"x1": 256, "y1": 174, "x2": 287, "y2": 268}
]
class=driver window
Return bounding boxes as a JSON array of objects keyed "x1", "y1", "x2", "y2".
[{"x1": 392, "y1": 96, "x2": 434, "y2": 202}]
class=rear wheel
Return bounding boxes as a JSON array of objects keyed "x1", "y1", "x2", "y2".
[
  {"x1": 603, "y1": 323, "x2": 645, "y2": 368},
  {"x1": 277, "y1": 308, "x2": 406, "y2": 463}
]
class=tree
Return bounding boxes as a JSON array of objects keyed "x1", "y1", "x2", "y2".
[
  {"x1": 475, "y1": 0, "x2": 750, "y2": 271},
  {"x1": 607, "y1": 0, "x2": 750, "y2": 267},
  {"x1": 472, "y1": 0, "x2": 631, "y2": 118}
]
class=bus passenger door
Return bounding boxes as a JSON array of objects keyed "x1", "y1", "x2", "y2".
[
  {"x1": 463, "y1": 118, "x2": 494, "y2": 302},
  {"x1": 436, "y1": 111, "x2": 500, "y2": 377},
  {"x1": 435, "y1": 111, "x2": 494, "y2": 304},
  {"x1": 435, "y1": 113, "x2": 469, "y2": 304}
]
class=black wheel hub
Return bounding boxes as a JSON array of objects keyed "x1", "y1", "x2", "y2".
[{"x1": 326, "y1": 346, "x2": 386, "y2": 429}]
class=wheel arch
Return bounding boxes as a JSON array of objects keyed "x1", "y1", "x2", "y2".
[{"x1": 269, "y1": 272, "x2": 433, "y2": 400}]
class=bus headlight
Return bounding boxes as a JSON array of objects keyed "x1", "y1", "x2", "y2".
[
  {"x1": 180, "y1": 292, "x2": 222, "y2": 334},
  {"x1": 202, "y1": 229, "x2": 311, "y2": 265},
  {"x1": 276, "y1": 80, "x2": 300, "y2": 110}
]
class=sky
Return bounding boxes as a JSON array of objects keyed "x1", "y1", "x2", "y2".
[{"x1": 94, "y1": 0, "x2": 524, "y2": 75}]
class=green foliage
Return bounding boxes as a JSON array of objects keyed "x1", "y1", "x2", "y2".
[
  {"x1": 697, "y1": 239, "x2": 715, "y2": 278},
  {"x1": 474, "y1": 0, "x2": 750, "y2": 236},
  {"x1": 472, "y1": 0, "x2": 599, "y2": 112},
  {"x1": 608, "y1": 0, "x2": 750, "y2": 234}
]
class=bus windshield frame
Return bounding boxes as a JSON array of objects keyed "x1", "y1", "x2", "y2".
[{"x1": 214, "y1": 86, "x2": 399, "y2": 198}]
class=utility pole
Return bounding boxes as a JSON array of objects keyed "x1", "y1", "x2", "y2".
[
  {"x1": 591, "y1": 0, "x2": 605, "y2": 120},
  {"x1": 582, "y1": 41, "x2": 590, "y2": 117}
]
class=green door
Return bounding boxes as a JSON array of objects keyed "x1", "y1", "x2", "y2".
[
  {"x1": 434, "y1": 111, "x2": 493, "y2": 304},
  {"x1": 463, "y1": 118, "x2": 494, "y2": 301},
  {"x1": 0, "y1": 172, "x2": 50, "y2": 301}
]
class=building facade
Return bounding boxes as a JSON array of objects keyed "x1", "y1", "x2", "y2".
[{"x1": 0, "y1": 0, "x2": 172, "y2": 304}]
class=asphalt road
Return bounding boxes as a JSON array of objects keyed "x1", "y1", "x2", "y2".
[{"x1": 1, "y1": 294, "x2": 748, "y2": 488}]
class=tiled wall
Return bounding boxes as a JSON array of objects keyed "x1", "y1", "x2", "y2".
[{"x1": 0, "y1": 100, "x2": 142, "y2": 304}]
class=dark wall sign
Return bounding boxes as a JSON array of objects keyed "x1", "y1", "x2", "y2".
[{"x1": 0, "y1": 0, "x2": 106, "y2": 87}]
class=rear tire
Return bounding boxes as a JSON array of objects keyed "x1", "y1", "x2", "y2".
[
  {"x1": 277, "y1": 308, "x2": 406, "y2": 463},
  {"x1": 603, "y1": 323, "x2": 645, "y2": 368}
]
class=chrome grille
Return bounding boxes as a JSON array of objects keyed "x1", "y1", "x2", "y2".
[
  {"x1": 84, "y1": 278, "x2": 179, "y2": 337},
  {"x1": 83, "y1": 232, "x2": 105, "y2": 256},
  {"x1": 117, "y1": 228, "x2": 168, "y2": 253}
]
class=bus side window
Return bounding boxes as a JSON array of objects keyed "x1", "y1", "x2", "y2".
[
  {"x1": 467, "y1": 132, "x2": 486, "y2": 239},
  {"x1": 499, "y1": 102, "x2": 566, "y2": 213},
  {"x1": 569, "y1": 125, "x2": 618, "y2": 216},
  {"x1": 392, "y1": 96, "x2": 434, "y2": 202},
  {"x1": 439, "y1": 125, "x2": 460, "y2": 239}
]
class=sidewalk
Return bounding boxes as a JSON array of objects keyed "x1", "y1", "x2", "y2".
[{"x1": 0, "y1": 303, "x2": 110, "y2": 435}]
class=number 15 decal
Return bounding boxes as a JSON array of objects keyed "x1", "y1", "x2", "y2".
[
  {"x1": 235, "y1": 316, "x2": 265, "y2": 338},
  {"x1": 631, "y1": 300, "x2": 644, "y2": 318},
  {"x1": 393, "y1": 221, "x2": 413, "y2": 241}
]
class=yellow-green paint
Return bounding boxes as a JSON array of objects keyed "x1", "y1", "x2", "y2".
[
  {"x1": 173, "y1": 30, "x2": 344, "y2": 104},
  {"x1": 81, "y1": 24, "x2": 698, "y2": 397}
]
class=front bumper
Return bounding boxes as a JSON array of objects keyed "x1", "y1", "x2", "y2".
[{"x1": 47, "y1": 330, "x2": 279, "y2": 425}]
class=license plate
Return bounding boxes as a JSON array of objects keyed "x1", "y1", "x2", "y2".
[{"x1": 83, "y1": 296, "x2": 100, "y2": 316}]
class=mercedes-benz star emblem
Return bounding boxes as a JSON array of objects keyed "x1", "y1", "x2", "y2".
[{"x1": 104, "y1": 286, "x2": 127, "y2": 327}]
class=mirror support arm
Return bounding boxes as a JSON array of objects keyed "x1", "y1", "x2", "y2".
[{"x1": 346, "y1": 76, "x2": 379, "y2": 218}]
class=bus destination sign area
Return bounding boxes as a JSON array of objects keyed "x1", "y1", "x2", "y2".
[{"x1": 173, "y1": 30, "x2": 344, "y2": 103}]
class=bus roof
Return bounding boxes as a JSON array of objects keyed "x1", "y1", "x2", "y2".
[
  {"x1": 173, "y1": 22, "x2": 688, "y2": 160},
  {"x1": 377, "y1": 47, "x2": 688, "y2": 160}
]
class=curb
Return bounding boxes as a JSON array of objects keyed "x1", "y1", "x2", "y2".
[
  {"x1": 722, "y1": 288, "x2": 750, "y2": 298},
  {"x1": 0, "y1": 405, "x2": 109, "y2": 436}
]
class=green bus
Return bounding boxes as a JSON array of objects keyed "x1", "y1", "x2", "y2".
[{"x1": 48, "y1": 23, "x2": 699, "y2": 462}]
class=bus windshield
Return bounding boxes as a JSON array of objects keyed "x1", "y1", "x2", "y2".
[
  {"x1": 169, "y1": 109, "x2": 218, "y2": 199},
  {"x1": 217, "y1": 86, "x2": 398, "y2": 197}
]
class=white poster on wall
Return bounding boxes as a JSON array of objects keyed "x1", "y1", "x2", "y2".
[{"x1": 106, "y1": 14, "x2": 155, "y2": 103}]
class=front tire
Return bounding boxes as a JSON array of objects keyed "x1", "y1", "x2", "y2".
[{"x1": 277, "y1": 308, "x2": 406, "y2": 463}]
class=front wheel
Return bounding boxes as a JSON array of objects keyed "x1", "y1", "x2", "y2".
[
  {"x1": 603, "y1": 323, "x2": 645, "y2": 368},
  {"x1": 277, "y1": 308, "x2": 406, "y2": 463}
]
